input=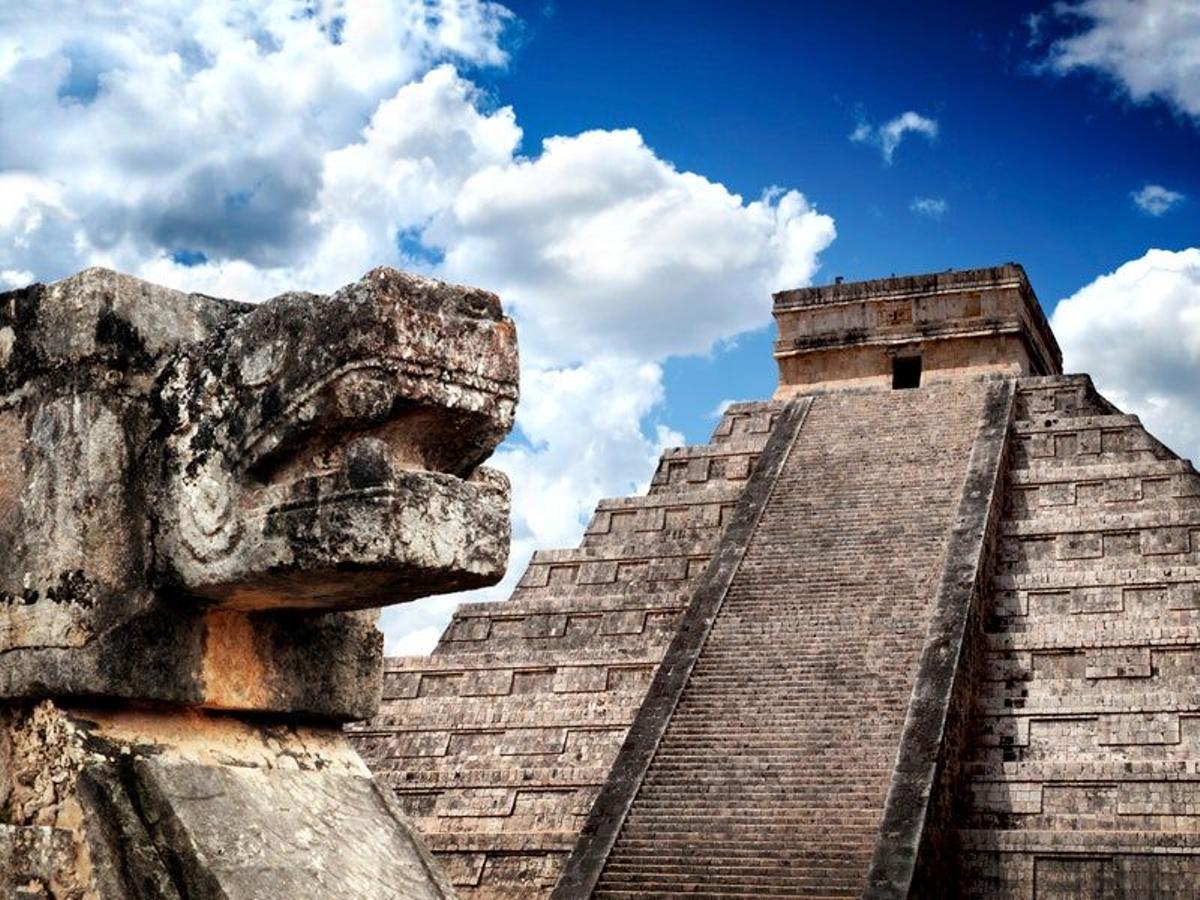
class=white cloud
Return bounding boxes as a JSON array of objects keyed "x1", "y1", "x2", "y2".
[
  {"x1": 1025, "y1": 11, "x2": 1047, "y2": 46},
  {"x1": 0, "y1": 1, "x2": 837, "y2": 656},
  {"x1": 432, "y1": 129, "x2": 835, "y2": 363},
  {"x1": 1043, "y1": 0, "x2": 1200, "y2": 120},
  {"x1": 132, "y1": 64, "x2": 522, "y2": 304},
  {"x1": 0, "y1": 1, "x2": 515, "y2": 282},
  {"x1": 1132, "y1": 183, "x2": 1185, "y2": 216},
  {"x1": 910, "y1": 196, "x2": 948, "y2": 218},
  {"x1": 851, "y1": 111, "x2": 939, "y2": 164},
  {"x1": 1052, "y1": 248, "x2": 1200, "y2": 462},
  {"x1": 384, "y1": 624, "x2": 446, "y2": 657}
]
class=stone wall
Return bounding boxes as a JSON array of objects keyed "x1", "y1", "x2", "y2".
[
  {"x1": 773, "y1": 264, "x2": 1061, "y2": 395},
  {"x1": 957, "y1": 375, "x2": 1200, "y2": 896},
  {"x1": 347, "y1": 403, "x2": 783, "y2": 898}
]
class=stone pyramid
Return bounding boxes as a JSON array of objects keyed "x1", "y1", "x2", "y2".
[{"x1": 350, "y1": 264, "x2": 1200, "y2": 898}]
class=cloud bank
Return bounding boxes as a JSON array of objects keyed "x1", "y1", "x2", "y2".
[{"x1": 0, "y1": 0, "x2": 836, "y2": 654}]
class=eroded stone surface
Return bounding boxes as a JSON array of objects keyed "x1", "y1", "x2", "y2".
[
  {"x1": 0, "y1": 266, "x2": 517, "y2": 715},
  {"x1": 3, "y1": 701, "x2": 455, "y2": 900},
  {"x1": 135, "y1": 760, "x2": 453, "y2": 900},
  {"x1": 3, "y1": 265, "x2": 518, "y2": 898},
  {"x1": 155, "y1": 268, "x2": 516, "y2": 609}
]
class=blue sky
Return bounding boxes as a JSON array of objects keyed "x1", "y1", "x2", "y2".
[
  {"x1": 486, "y1": 0, "x2": 1199, "y2": 443},
  {"x1": 1, "y1": 1, "x2": 1197, "y2": 652}
]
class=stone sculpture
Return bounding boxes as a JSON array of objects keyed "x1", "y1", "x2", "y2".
[{"x1": 0, "y1": 266, "x2": 518, "y2": 898}]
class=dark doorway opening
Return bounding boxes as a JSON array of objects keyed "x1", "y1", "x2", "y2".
[{"x1": 893, "y1": 356, "x2": 922, "y2": 390}]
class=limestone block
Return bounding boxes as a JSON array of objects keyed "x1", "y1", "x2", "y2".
[
  {"x1": 1168, "y1": 583, "x2": 1200, "y2": 610},
  {"x1": 131, "y1": 758, "x2": 454, "y2": 899},
  {"x1": 1142, "y1": 526, "x2": 1191, "y2": 556},
  {"x1": 435, "y1": 789, "x2": 517, "y2": 818},
  {"x1": 0, "y1": 825, "x2": 82, "y2": 899},
  {"x1": 3, "y1": 702, "x2": 456, "y2": 900},
  {"x1": 521, "y1": 614, "x2": 567, "y2": 638},
  {"x1": 1070, "y1": 587, "x2": 1123, "y2": 614},
  {"x1": 1040, "y1": 482, "x2": 1076, "y2": 507},
  {"x1": 1057, "y1": 532, "x2": 1103, "y2": 559},
  {"x1": 394, "y1": 732, "x2": 453, "y2": 758},
  {"x1": 461, "y1": 669, "x2": 514, "y2": 697},
  {"x1": 1079, "y1": 428, "x2": 1102, "y2": 454},
  {"x1": 552, "y1": 667, "x2": 609, "y2": 693},
  {"x1": 1097, "y1": 713, "x2": 1181, "y2": 746},
  {"x1": 1085, "y1": 647, "x2": 1152, "y2": 679}
]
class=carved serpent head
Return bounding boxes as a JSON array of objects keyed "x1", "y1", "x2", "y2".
[{"x1": 0, "y1": 267, "x2": 517, "y2": 715}]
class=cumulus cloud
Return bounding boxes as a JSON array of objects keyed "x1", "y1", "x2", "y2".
[
  {"x1": 432, "y1": 129, "x2": 835, "y2": 363},
  {"x1": 851, "y1": 111, "x2": 939, "y2": 164},
  {"x1": 1042, "y1": 0, "x2": 1200, "y2": 121},
  {"x1": 136, "y1": 64, "x2": 522, "y2": 303},
  {"x1": 1052, "y1": 248, "x2": 1200, "y2": 461},
  {"x1": 1132, "y1": 184, "x2": 1185, "y2": 216},
  {"x1": 0, "y1": 1, "x2": 836, "y2": 656},
  {"x1": 0, "y1": 1, "x2": 516, "y2": 280},
  {"x1": 910, "y1": 196, "x2": 948, "y2": 218}
]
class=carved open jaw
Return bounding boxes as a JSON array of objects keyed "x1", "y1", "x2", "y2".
[
  {"x1": 211, "y1": 393, "x2": 511, "y2": 611},
  {"x1": 212, "y1": 404, "x2": 513, "y2": 612},
  {"x1": 156, "y1": 269, "x2": 519, "y2": 612}
]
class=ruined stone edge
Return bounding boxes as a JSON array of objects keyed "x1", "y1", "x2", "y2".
[
  {"x1": 863, "y1": 377, "x2": 1016, "y2": 898},
  {"x1": 550, "y1": 397, "x2": 812, "y2": 900},
  {"x1": 369, "y1": 776, "x2": 459, "y2": 899}
]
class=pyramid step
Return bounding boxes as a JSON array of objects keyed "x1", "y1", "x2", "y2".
[
  {"x1": 379, "y1": 767, "x2": 615, "y2": 789},
  {"x1": 434, "y1": 622, "x2": 679, "y2": 658},
  {"x1": 516, "y1": 540, "x2": 717, "y2": 593},
  {"x1": 1013, "y1": 413, "x2": 1142, "y2": 434},
  {"x1": 706, "y1": 401, "x2": 783, "y2": 445},
  {"x1": 382, "y1": 647, "x2": 663, "y2": 673},
  {"x1": 452, "y1": 585, "x2": 691, "y2": 620},
  {"x1": 993, "y1": 566, "x2": 1200, "y2": 593},
  {"x1": 582, "y1": 491, "x2": 742, "y2": 551},
  {"x1": 1003, "y1": 505, "x2": 1200, "y2": 536},
  {"x1": 982, "y1": 618, "x2": 1200, "y2": 652},
  {"x1": 1013, "y1": 375, "x2": 1115, "y2": 420},
  {"x1": 1011, "y1": 457, "x2": 1195, "y2": 486}
]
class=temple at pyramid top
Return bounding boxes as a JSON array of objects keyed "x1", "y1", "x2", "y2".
[{"x1": 772, "y1": 262, "x2": 1063, "y2": 395}]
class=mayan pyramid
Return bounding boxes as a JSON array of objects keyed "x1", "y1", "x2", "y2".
[{"x1": 349, "y1": 264, "x2": 1200, "y2": 897}]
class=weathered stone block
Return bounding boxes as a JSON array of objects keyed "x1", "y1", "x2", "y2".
[
  {"x1": 1, "y1": 266, "x2": 516, "y2": 716},
  {"x1": 3, "y1": 701, "x2": 456, "y2": 900}
]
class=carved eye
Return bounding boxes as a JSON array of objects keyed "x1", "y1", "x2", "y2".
[{"x1": 240, "y1": 341, "x2": 285, "y2": 387}]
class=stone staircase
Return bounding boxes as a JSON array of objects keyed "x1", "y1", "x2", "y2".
[
  {"x1": 588, "y1": 380, "x2": 1000, "y2": 897},
  {"x1": 347, "y1": 402, "x2": 783, "y2": 899},
  {"x1": 352, "y1": 367, "x2": 1200, "y2": 897},
  {"x1": 959, "y1": 375, "x2": 1200, "y2": 895}
]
